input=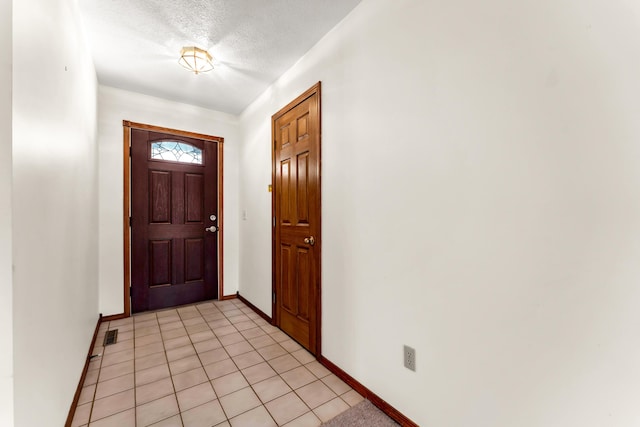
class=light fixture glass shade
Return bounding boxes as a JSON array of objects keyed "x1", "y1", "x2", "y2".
[{"x1": 179, "y1": 46, "x2": 214, "y2": 74}]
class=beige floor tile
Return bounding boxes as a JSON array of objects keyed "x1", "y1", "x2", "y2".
[
  {"x1": 233, "y1": 321, "x2": 257, "y2": 332},
  {"x1": 88, "y1": 359, "x2": 101, "y2": 372},
  {"x1": 239, "y1": 327, "x2": 265, "y2": 340},
  {"x1": 77, "y1": 383, "x2": 95, "y2": 405},
  {"x1": 296, "y1": 380, "x2": 336, "y2": 409},
  {"x1": 241, "y1": 362, "x2": 277, "y2": 385},
  {"x1": 162, "y1": 327, "x2": 188, "y2": 340},
  {"x1": 103, "y1": 339, "x2": 134, "y2": 355},
  {"x1": 135, "y1": 333, "x2": 163, "y2": 348},
  {"x1": 199, "y1": 347, "x2": 230, "y2": 365},
  {"x1": 290, "y1": 349, "x2": 315, "y2": 364},
  {"x1": 304, "y1": 361, "x2": 330, "y2": 379},
  {"x1": 149, "y1": 414, "x2": 182, "y2": 426},
  {"x1": 136, "y1": 352, "x2": 168, "y2": 371},
  {"x1": 232, "y1": 351, "x2": 264, "y2": 369},
  {"x1": 176, "y1": 382, "x2": 217, "y2": 411},
  {"x1": 90, "y1": 389, "x2": 135, "y2": 422},
  {"x1": 136, "y1": 377, "x2": 175, "y2": 405},
  {"x1": 109, "y1": 317, "x2": 134, "y2": 328},
  {"x1": 84, "y1": 368, "x2": 100, "y2": 386},
  {"x1": 164, "y1": 335, "x2": 191, "y2": 350},
  {"x1": 181, "y1": 400, "x2": 227, "y2": 427},
  {"x1": 134, "y1": 312, "x2": 157, "y2": 322},
  {"x1": 312, "y1": 397, "x2": 349, "y2": 423},
  {"x1": 341, "y1": 389, "x2": 364, "y2": 407},
  {"x1": 88, "y1": 408, "x2": 135, "y2": 427},
  {"x1": 256, "y1": 344, "x2": 287, "y2": 361},
  {"x1": 283, "y1": 411, "x2": 322, "y2": 427},
  {"x1": 172, "y1": 367, "x2": 208, "y2": 392},
  {"x1": 136, "y1": 394, "x2": 180, "y2": 427},
  {"x1": 101, "y1": 348, "x2": 135, "y2": 367},
  {"x1": 166, "y1": 344, "x2": 196, "y2": 362},
  {"x1": 159, "y1": 320, "x2": 183, "y2": 331},
  {"x1": 260, "y1": 324, "x2": 279, "y2": 334},
  {"x1": 280, "y1": 366, "x2": 316, "y2": 390},
  {"x1": 227, "y1": 314, "x2": 250, "y2": 324},
  {"x1": 248, "y1": 335, "x2": 277, "y2": 349},
  {"x1": 135, "y1": 341, "x2": 165, "y2": 358},
  {"x1": 182, "y1": 313, "x2": 205, "y2": 326},
  {"x1": 321, "y1": 374, "x2": 351, "y2": 395},
  {"x1": 135, "y1": 319, "x2": 159, "y2": 329},
  {"x1": 218, "y1": 387, "x2": 261, "y2": 419},
  {"x1": 71, "y1": 402, "x2": 91, "y2": 427},
  {"x1": 136, "y1": 363, "x2": 171, "y2": 387},
  {"x1": 186, "y1": 323, "x2": 210, "y2": 334},
  {"x1": 229, "y1": 405, "x2": 277, "y2": 427},
  {"x1": 189, "y1": 330, "x2": 215, "y2": 343},
  {"x1": 117, "y1": 330, "x2": 134, "y2": 342},
  {"x1": 157, "y1": 315, "x2": 181, "y2": 326},
  {"x1": 223, "y1": 308, "x2": 243, "y2": 317},
  {"x1": 99, "y1": 360, "x2": 135, "y2": 382},
  {"x1": 204, "y1": 359, "x2": 238, "y2": 380},
  {"x1": 269, "y1": 331, "x2": 290, "y2": 343},
  {"x1": 135, "y1": 325, "x2": 161, "y2": 338},
  {"x1": 193, "y1": 338, "x2": 222, "y2": 353},
  {"x1": 95, "y1": 373, "x2": 134, "y2": 400},
  {"x1": 268, "y1": 354, "x2": 301, "y2": 374},
  {"x1": 211, "y1": 371, "x2": 249, "y2": 397},
  {"x1": 225, "y1": 340, "x2": 253, "y2": 357},
  {"x1": 264, "y1": 392, "x2": 309, "y2": 425},
  {"x1": 214, "y1": 325, "x2": 238, "y2": 336},
  {"x1": 252, "y1": 376, "x2": 292, "y2": 404},
  {"x1": 203, "y1": 312, "x2": 226, "y2": 322},
  {"x1": 219, "y1": 332, "x2": 245, "y2": 346},
  {"x1": 169, "y1": 354, "x2": 202, "y2": 375},
  {"x1": 215, "y1": 421, "x2": 231, "y2": 427},
  {"x1": 208, "y1": 319, "x2": 232, "y2": 329}
]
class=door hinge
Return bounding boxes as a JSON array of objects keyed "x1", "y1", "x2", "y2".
[{"x1": 272, "y1": 292, "x2": 276, "y2": 304}]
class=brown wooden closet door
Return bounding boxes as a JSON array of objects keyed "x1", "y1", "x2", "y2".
[
  {"x1": 273, "y1": 84, "x2": 321, "y2": 354},
  {"x1": 131, "y1": 130, "x2": 218, "y2": 313}
]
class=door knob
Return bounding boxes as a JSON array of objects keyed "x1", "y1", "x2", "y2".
[
  {"x1": 303, "y1": 236, "x2": 315, "y2": 246},
  {"x1": 205, "y1": 226, "x2": 217, "y2": 233}
]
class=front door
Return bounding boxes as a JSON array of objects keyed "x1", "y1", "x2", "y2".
[
  {"x1": 273, "y1": 83, "x2": 321, "y2": 355},
  {"x1": 131, "y1": 129, "x2": 219, "y2": 313}
]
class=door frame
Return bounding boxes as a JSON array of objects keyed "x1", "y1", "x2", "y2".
[
  {"x1": 271, "y1": 82, "x2": 322, "y2": 356},
  {"x1": 122, "y1": 121, "x2": 226, "y2": 317}
]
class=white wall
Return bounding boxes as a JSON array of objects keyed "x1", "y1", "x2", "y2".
[
  {"x1": 0, "y1": 0, "x2": 13, "y2": 425},
  {"x1": 12, "y1": 0, "x2": 99, "y2": 425},
  {"x1": 239, "y1": 0, "x2": 640, "y2": 425},
  {"x1": 98, "y1": 86, "x2": 241, "y2": 315}
]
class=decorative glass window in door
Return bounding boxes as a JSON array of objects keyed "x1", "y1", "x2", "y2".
[{"x1": 150, "y1": 141, "x2": 203, "y2": 164}]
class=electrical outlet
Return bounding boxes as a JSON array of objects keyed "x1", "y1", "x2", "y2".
[{"x1": 404, "y1": 345, "x2": 416, "y2": 371}]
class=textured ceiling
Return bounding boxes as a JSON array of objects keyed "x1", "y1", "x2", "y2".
[{"x1": 79, "y1": 0, "x2": 362, "y2": 114}]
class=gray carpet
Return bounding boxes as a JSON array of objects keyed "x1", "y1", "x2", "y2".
[{"x1": 322, "y1": 400, "x2": 399, "y2": 426}]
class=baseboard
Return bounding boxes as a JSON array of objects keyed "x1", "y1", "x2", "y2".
[
  {"x1": 64, "y1": 314, "x2": 102, "y2": 427},
  {"x1": 237, "y1": 292, "x2": 272, "y2": 323},
  {"x1": 219, "y1": 294, "x2": 237, "y2": 301},
  {"x1": 102, "y1": 313, "x2": 127, "y2": 322},
  {"x1": 319, "y1": 356, "x2": 419, "y2": 427}
]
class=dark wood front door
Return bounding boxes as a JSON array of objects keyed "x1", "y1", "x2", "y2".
[
  {"x1": 273, "y1": 83, "x2": 321, "y2": 355},
  {"x1": 131, "y1": 129, "x2": 219, "y2": 313}
]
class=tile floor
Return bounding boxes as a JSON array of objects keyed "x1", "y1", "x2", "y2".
[{"x1": 71, "y1": 298, "x2": 364, "y2": 427}]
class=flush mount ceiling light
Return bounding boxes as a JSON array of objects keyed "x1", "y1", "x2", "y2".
[{"x1": 178, "y1": 46, "x2": 214, "y2": 74}]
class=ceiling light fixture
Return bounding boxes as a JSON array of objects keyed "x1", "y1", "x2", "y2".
[{"x1": 178, "y1": 46, "x2": 214, "y2": 74}]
